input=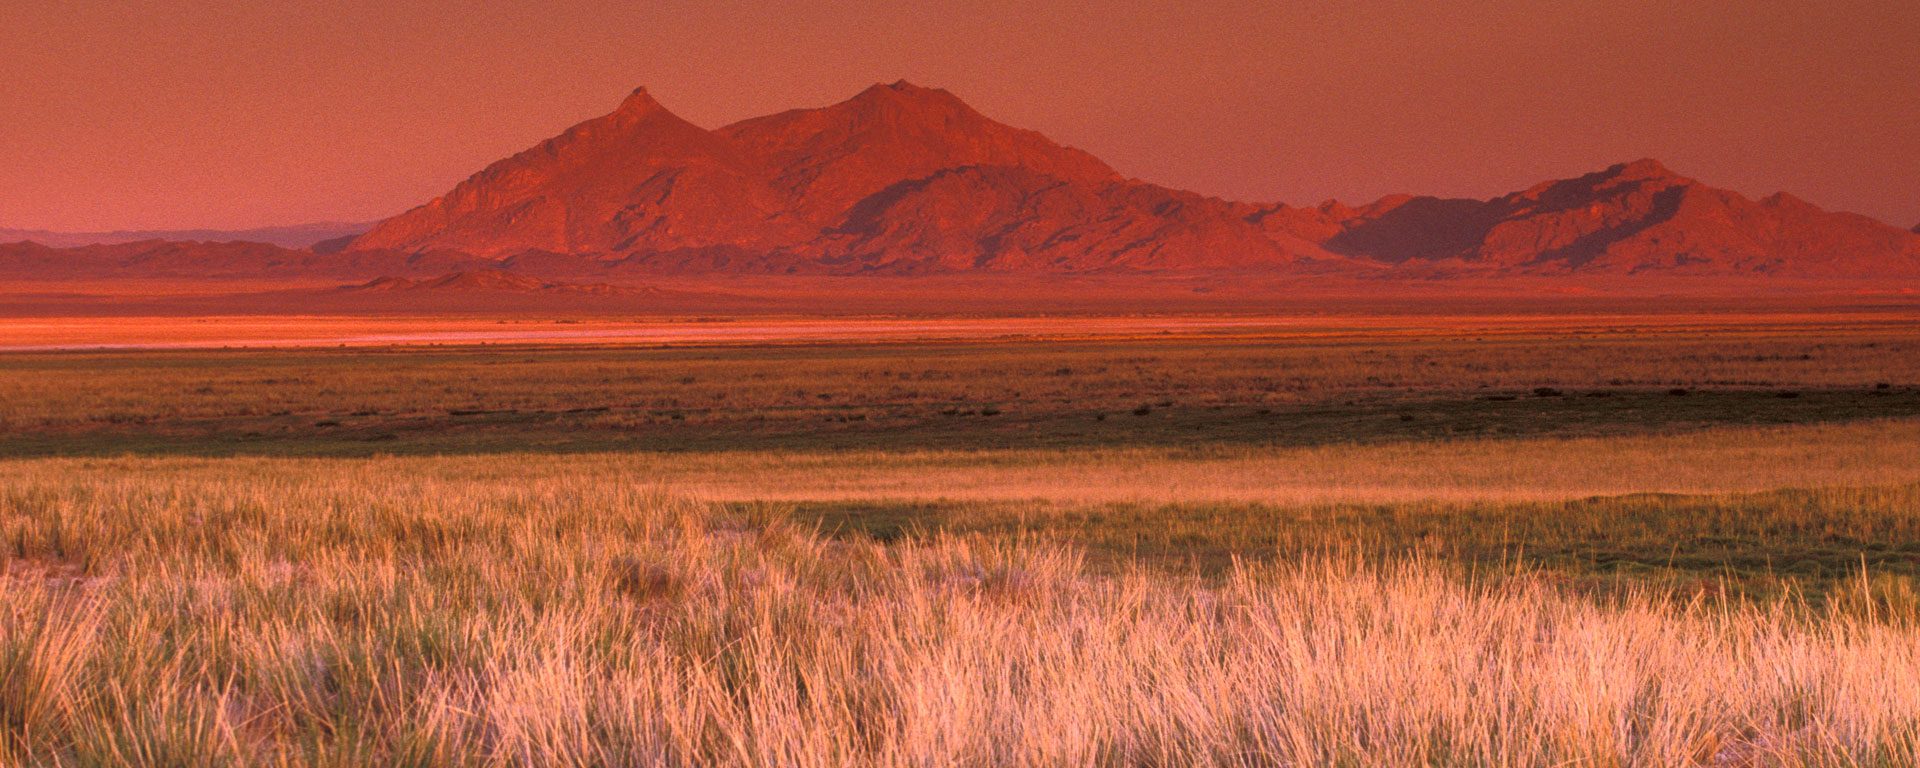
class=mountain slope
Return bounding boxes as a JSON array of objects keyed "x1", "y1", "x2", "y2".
[
  {"x1": 349, "y1": 83, "x2": 1327, "y2": 273},
  {"x1": 717, "y1": 81, "x2": 1120, "y2": 223},
  {"x1": 347, "y1": 269, "x2": 637, "y2": 295},
  {"x1": 351, "y1": 88, "x2": 800, "y2": 258},
  {"x1": 814, "y1": 166, "x2": 1334, "y2": 272}
]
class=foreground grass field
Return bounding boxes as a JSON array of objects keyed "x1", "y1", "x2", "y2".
[
  {"x1": 4, "y1": 459, "x2": 1919, "y2": 766},
  {"x1": 5, "y1": 315, "x2": 1920, "y2": 764},
  {"x1": 11, "y1": 417, "x2": 1920, "y2": 594}
]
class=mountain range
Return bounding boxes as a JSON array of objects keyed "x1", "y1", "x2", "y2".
[
  {"x1": 8, "y1": 81, "x2": 1919, "y2": 285},
  {"x1": 345, "y1": 81, "x2": 1920, "y2": 278},
  {"x1": 0, "y1": 221, "x2": 370, "y2": 250}
]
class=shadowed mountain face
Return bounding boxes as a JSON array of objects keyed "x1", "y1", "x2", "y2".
[
  {"x1": 1321, "y1": 160, "x2": 1920, "y2": 276},
  {"x1": 347, "y1": 269, "x2": 637, "y2": 295}
]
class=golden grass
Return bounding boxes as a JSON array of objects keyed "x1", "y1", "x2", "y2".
[
  {"x1": 7, "y1": 321, "x2": 1920, "y2": 764},
  {"x1": 642, "y1": 418, "x2": 1920, "y2": 506},
  {"x1": 4, "y1": 454, "x2": 1920, "y2": 765},
  {"x1": 10, "y1": 416, "x2": 1873, "y2": 508}
]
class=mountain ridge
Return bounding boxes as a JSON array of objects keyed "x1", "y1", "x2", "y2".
[
  {"x1": 345, "y1": 83, "x2": 1920, "y2": 278},
  {"x1": 12, "y1": 83, "x2": 1917, "y2": 284}
]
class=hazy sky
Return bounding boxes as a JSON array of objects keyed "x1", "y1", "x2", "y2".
[{"x1": 3, "y1": 0, "x2": 1916, "y2": 231}]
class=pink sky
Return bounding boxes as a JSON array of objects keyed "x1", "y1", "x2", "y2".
[{"x1": 2, "y1": 0, "x2": 1916, "y2": 232}]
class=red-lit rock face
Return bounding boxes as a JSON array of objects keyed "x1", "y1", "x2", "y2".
[
  {"x1": 347, "y1": 82, "x2": 1336, "y2": 272},
  {"x1": 346, "y1": 83, "x2": 1920, "y2": 278}
]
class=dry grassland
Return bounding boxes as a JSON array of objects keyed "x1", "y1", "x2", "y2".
[
  {"x1": 5, "y1": 316, "x2": 1920, "y2": 764},
  {"x1": 4, "y1": 459, "x2": 1919, "y2": 766}
]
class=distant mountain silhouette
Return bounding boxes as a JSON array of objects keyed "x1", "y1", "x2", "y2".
[
  {"x1": 0, "y1": 239, "x2": 486, "y2": 281},
  {"x1": 0, "y1": 221, "x2": 371, "y2": 250}
]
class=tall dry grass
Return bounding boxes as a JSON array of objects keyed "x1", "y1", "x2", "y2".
[
  {"x1": 4, "y1": 459, "x2": 1918, "y2": 765},
  {"x1": 654, "y1": 418, "x2": 1920, "y2": 506}
]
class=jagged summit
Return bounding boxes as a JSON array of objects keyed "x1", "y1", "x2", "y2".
[
  {"x1": 716, "y1": 79, "x2": 1121, "y2": 224},
  {"x1": 840, "y1": 80, "x2": 979, "y2": 115},
  {"x1": 350, "y1": 84, "x2": 793, "y2": 257},
  {"x1": 612, "y1": 86, "x2": 667, "y2": 118},
  {"x1": 1609, "y1": 158, "x2": 1680, "y2": 180},
  {"x1": 862, "y1": 79, "x2": 956, "y2": 99}
]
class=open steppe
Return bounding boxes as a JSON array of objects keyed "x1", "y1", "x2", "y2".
[{"x1": 6, "y1": 309, "x2": 1920, "y2": 764}]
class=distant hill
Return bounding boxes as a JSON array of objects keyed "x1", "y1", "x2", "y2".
[
  {"x1": 0, "y1": 221, "x2": 373, "y2": 250},
  {"x1": 0, "y1": 239, "x2": 484, "y2": 281},
  {"x1": 1305, "y1": 160, "x2": 1920, "y2": 277}
]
